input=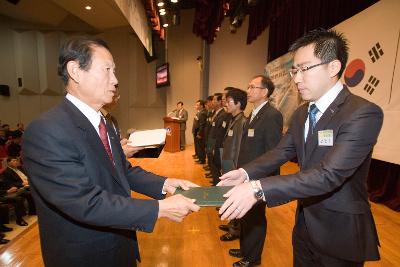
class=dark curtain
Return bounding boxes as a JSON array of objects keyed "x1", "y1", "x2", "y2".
[
  {"x1": 191, "y1": 0, "x2": 378, "y2": 58},
  {"x1": 367, "y1": 159, "x2": 400, "y2": 211},
  {"x1": 265, "y1": 0, "x2": 379, "y2": 61},
  {"x1": 193, "y1": 0, "x2": 228, "y2": 44}
]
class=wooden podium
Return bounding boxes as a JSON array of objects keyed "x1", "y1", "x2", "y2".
[{"x1": 163, "y1": 117, "x2": 181, "y2": 153}]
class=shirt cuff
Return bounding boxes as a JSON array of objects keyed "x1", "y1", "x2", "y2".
[
  {"x1": 161, "y1": 180, "x2": 167, "y2": 195},
  {"x1": 239, "y1": 168, "x2": 249, "y2": 182}
]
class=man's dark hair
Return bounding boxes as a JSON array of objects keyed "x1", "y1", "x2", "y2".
[
  {"x1": 177, "y1": 101, "x2": 183, "y2": 106},
  {"x1": 289, "y1": 28, "x2": 349, "y2": 78},
  {"x1": 224, "y1": 87, "x2": 235, "y2": 92},
  {"x1": 10, "y1": 130, "x2": 22, "y2": 139},
  {"x1": 213, "y1": 93, "x2": 223, "y2": 101},
  {"x1": 206, "y1": 95, "x2": 214, "y2": 101},
  {"x1": 252, "y1": 75, "x2": 275, "y2": 97},
  {"x1": 196, "y1": 100, "x2": 205, "y2": 108},
  {"x1": 7, "y1": 156, "x2": 19, "y2": 163},
  {"x1": 58, "y1": 37, "x2": 110, "y2": 85},
  {"x1": 226, "y1": 88, "x2": 247, "y2": 111}
]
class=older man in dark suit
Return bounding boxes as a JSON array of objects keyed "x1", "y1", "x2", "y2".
[
  {"x1": 22, "y1": 37, "x2": 200, "y2": 267},
  {"x1": 219, "y1": 29, "x2": 382, "y2": 267}
]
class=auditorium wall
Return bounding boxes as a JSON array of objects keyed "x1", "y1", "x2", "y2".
[
  {"x1": 166, "y1": 9, "x2": 269, "y2": 144},
  {"x1": 0, "y1": 7, "x2": 269, "y2": 145},
  {"x1": 0, "y1": 15, "x2": 166, "y2": 136}
]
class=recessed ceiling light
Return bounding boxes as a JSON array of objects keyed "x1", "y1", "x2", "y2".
[
  {"x1": 160, "y1": 11, "x2": 166, "y2": 16},
  {"x1": 157, "y1": 2, "x2": 164, "y2": 7},
  {"x1": 85, "y1": 6, "x2": 92, "y2": 10},
  {"x1": 163, "y1": 23, "x2": 169, "y2": 27},
  {"x1": 171, "y1": 0, "x2": 178, "y2": 3},
  {"x1": 159, "y1": 8, "x2": 166, "y2": 12}
]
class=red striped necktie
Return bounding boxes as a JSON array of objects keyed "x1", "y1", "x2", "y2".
[{"x1": 99, "y1": 117, "x2": 114, "y2": 164}]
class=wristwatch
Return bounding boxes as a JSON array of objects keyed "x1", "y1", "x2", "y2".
[{"x1": 250, "y1": 180, "x2": 264, "y2": 200}]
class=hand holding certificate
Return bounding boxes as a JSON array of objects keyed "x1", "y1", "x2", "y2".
[
  {"x1": 128, "y1": 128, "x2": 167, "y2": 147},
  {"x1": 128, "y1": 129, "x2": 167, "y2": 158},
  {"x1": 175, "y1": 186, "x2": 233, "y2": 207}
]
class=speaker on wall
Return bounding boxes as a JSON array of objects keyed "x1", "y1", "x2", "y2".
[{"x1": 0, "y1": 85, "x2": 10, "y2": 97}]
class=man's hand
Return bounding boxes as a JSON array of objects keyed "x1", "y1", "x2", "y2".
[
  {"x1": 158, "y1": 194, "x2": 200, "y2": 222},
  {"x1": 120, "y1": 138, "x2": 144, "y2": 158},
  {"x1": 217, "y1": 169, "x2": 247, "y2": 186},
  {"x1": 218, "y1": 182, "x2": 258, "y2": 220},
  {"x1": 163, "y1": 178, "x2": 200, "y2": 194},
  {"x1": 7, "y1": 187, "x2": 18, "y2": 194}
]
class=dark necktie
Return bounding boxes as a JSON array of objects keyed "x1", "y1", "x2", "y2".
[
  {"x1": 308, "y1": 104, "x2": 319, "y2": 136},
  {"x1": 99, "y1": 117, "x2": 114, "y2": 164}
]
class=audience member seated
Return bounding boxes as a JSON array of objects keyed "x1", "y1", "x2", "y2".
[
  {"x1": 0, "y1": 129, "x2": 7, "y2": 160},
  {"x1": 2, "y1": 157, "x2": 36, "y2": 215},
  {"x1": 0, "y1": 174, "x2": 29, "y2": 226},
  {"x1": 0, "y1": 203, "x2": 11, "y2": 244},
  {"x1": 6, "y1": 130, "x2": 22, "y2": 157},
  {"x1": 1, "y1": 124, "x2": 11, "y2": 140}
]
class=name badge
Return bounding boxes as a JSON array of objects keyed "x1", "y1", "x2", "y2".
[
  {"x1": 228, "y1": 130, "x2": 233, "y2": 136},
  {"x1": 222, "y1": 121, "x2": 227, "y2": 128},
  {"x1": 318, "y1": 129, "x2": 333, "y2": 146},
  {"x1": 212, "y1": 122, "x2": 215, "y2": 127},
  {"x1": 248, "y1": 129, "x2": 255, "y2": 137}
]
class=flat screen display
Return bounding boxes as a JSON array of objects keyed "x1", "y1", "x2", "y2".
[{"x1": 156, "y1": 63, "x2": 170, "y2": 87}]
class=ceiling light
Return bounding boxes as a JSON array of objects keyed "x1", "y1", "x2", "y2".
[
  {"x1": 85, "y1": 6, "x2": 92, "y2": 10},
  {"x1": 159, "y1": 8, "x2": 166, "y2": 13},
  {"x1": 171, "y1": 0, "x2": 178, "y2": 3},
  {"x1": 157, "y1": 2, "x2": 164, "y2": 7},
  {"x1": 163, "y1": 23, "x2": 169, "y2": 27},
  {"x1": 160, "y1": 11, "x2": 166, "y2": 16}
]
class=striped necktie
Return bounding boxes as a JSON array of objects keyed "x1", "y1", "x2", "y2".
[{"x1": 99, "y1": 117, "x2": 114, "y2": 164}]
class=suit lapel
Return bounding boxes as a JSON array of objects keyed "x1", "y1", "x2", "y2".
[
  {"x1": 296, "y1": 105, "x2": 308, "y2": 168},
  {"x1": 105, "y1": 120, "x2": 130, "y2": 192},
  {"x1": 62, "y1": 99, "x2": 129, "y2": 192},
  {"x1": 248, "y1": 102, "x2": 270, "y2": 128},
  {"x1": 304, "y1": 87, "x2": 350, "y2": 162}
]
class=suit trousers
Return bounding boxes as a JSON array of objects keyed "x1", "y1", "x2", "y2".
[
  {"x1": 210, "y1": 148, "x2": 222, "y2": 185},
  {"x1": 193, "y1": 134, "x2": 199, "y2": 156},
  {"x1": 180, "y1": 130, "x2": 186, "y2": 149},
  {"x1": 240, "y1": 201, "x2": 267, "y2": 263},
  {"x1": 195, "y1": 136, "x2": 206, "y2": 162},
  {"x1": 293, "y1": 210, "x2": 364, "y2": 267}
]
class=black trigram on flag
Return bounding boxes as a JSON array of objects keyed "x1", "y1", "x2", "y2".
[
  {"x1": 368, "y1": 42, "x2": 384, "y2": 63},
  {"x1": 364, "y1": 75, "x2": 379, "y2": 95}
]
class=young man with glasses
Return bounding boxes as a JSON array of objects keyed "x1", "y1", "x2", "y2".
[
  {"x1": 227, "y1": 76, "x2": 282, "y2": 267},
  {"x1": 218, "y1": 28, "x2": 382, "y2": 267}
]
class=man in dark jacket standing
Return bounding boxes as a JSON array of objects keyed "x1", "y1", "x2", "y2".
[{"x1": 22, "y1": 37, "x2": 200, "y2": 267}]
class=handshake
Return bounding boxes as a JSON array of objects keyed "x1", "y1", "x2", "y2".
[{"x1": 158, "y1": 168, "x2": 261, "y2": 222}]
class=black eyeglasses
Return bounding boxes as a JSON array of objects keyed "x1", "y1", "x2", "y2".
[
  {"x1": 289, "y1": 61, "x2": 331, "y2": 78},
  {"x1": 247, "y1": 85, "x2": 266, "y2": 90}
]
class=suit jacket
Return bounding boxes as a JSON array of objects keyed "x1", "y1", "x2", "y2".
[
  {"x1": 22, "y1": 99, "x2": 166, "y2": 267},
  {"x1": 2, "y1": 167, "x2": 26, "y2": 188},
  {"x1": 238, "y1": 102, "x2": 283, "y2": 170},
  {"x1": 243, "y1": 87, "x2": 382, "y2": 261},
  {"x1": 221, "y1": 112, "x2": 247, "y2": 173},
  {"x1": 208, "y1": 108, "x2": 230, "y2": 150},
  {"x1": 192, "y1": 109, "x2": 206, "y2": 136},
  {"x1": 176, "y1": 108, "x2": 188, "y2": 131}
]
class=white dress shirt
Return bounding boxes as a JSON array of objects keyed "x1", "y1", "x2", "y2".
[
  {"x1": 304, "y1": 81, "x2": 344, "y2": 140},
  {"x1": 250, "y1": 100, "x2": 268, "y2": 122}
]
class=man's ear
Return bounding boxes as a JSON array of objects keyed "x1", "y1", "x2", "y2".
[
  {"x1": 66, "y1": 61, "x2": 81, "y2": 84},
  {"x1": 329, "y1": 60, "x2": 341, "y2": 78},
  {"x1": 262, "y1": 88, "x2": 269, "y2": 98}
]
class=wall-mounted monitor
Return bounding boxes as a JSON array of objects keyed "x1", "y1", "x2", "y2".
[{"x1": 156, "y1": 63, "x2": 170, "y2": 88}]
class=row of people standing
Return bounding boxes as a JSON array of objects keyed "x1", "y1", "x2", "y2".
[{"x1": 192, "y1": 75, "x2": 284, "y2": 267}]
